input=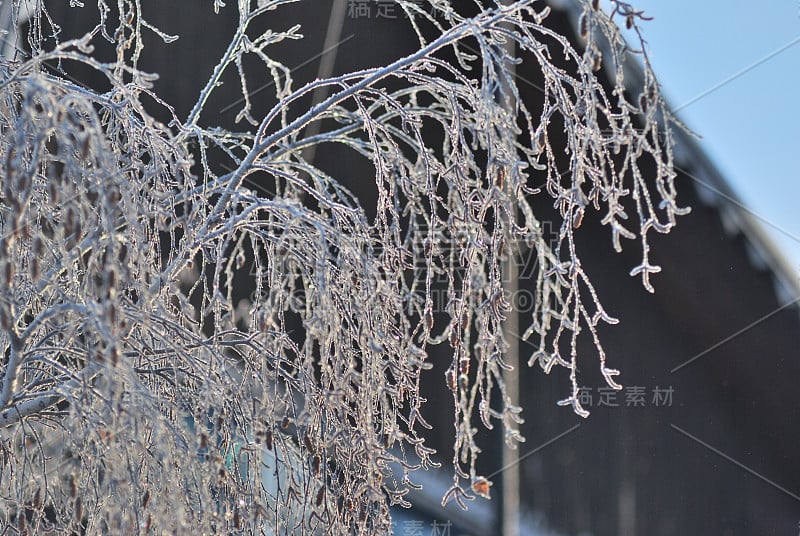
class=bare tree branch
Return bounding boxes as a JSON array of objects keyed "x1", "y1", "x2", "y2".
[{"x1": 0, "y1": 1, "x2": 686, "y2": 533}]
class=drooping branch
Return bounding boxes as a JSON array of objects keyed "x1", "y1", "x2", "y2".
[{"x1": 0, "y1": 1, "x2": 685, "y2": 533}]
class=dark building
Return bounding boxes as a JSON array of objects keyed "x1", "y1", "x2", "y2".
[{"x1": 22, "y1": 1, "x2": 800, "y2": 534}]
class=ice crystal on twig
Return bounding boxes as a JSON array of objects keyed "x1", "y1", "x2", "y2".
[{"x1": 0, "y1": 1, "x2": 686, "y2": 532}]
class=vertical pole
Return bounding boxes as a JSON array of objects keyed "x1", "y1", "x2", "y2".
[
  {"x1": 500, "y1": 4, "x2": 520, "y2": 534},
  {"x1": 300, "y1": 0, "x2": 349, "y2": 167},
  {"x1": 618, "y1": 426, "x2": 636, "y2": 536},
  {"x1": 502, "y1": 215, "x2": 520, "y2": 536}
]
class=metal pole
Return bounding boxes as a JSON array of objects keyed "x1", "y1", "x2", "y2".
[
  {"x1": 300, "y1": 0, "x2": 349, "y2": 167},
  {"x1": 500, "y1": 4, "x2": 520, "y2": 533}
]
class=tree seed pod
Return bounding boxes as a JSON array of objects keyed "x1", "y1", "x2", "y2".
[
  {"x1": 107, "y1": 302, "x2": 117, "y2": 325},
  {"x1": 449, "y1": 327, "x2": 459, "y2": 348},
  {"x1": 105, "y1": 268, "x2": 117, "y2": 295},
  {"x1": 592, "y1": 0, "x2": 599, "y2": 10},
  {"x1": 281, "y1": 416, "x2": 290, "y2": 429},
  {"x1": 63, "y1": 209, "x2": 73, "y2": 238},
  {"x1": 264, "y1": 429, "x2": 273, "y2": 450},
  {"x1": 4, "y1": 260, "x2": 14, "y2": 284},
  {"x1": 0, "y1": 306, "x2": 10, "y2": 331},
  {"x1": 471, "y1": 476, "x2": 492, "y2": 499},
  {"x1": 74, "y1": 497, "x2": 83, "y2": 522},
  {"x1": 303, "y1": 433, "x2": 316, "y2": 454},
  {"x1": 579, "y1": 13, "x2": 588, "y2": 39},
  {"x1": 315, "y1": 486, "x2": 325, "y2": 507},
  {"x1": 312, "y1": 455, "x2": 321, "y2": 476},
  {"x1": 118, "y1": 243, "x2": 128, "y2": 263},
  {"x1": 446, "y1": 366, "x2": 457, "y2": 392},
  {"x1": 573, "y1": 208, "x2": 584, "y2": 228},
  {"x1": 4, "y1": 149, "x2": 14, "y2": 189},
  {"x1": 80, "y1": 135, "x2": 90, "y2": 160},
  {"x1": 592, "y1": 51, "x2": 602, "y2": 72},
  {"x1": 109, "y1": 346, "x2": 120, "y2": 366},
  {"x1": 97, "y1": 428, "x2": 111, "y2": 443}
]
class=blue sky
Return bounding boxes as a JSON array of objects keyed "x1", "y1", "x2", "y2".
[{"x1": 611, "y1": 1, "x2": 800, "y2": 274}]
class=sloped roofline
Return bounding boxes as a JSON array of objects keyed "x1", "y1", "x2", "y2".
[{"x1": 552, "y1": 0, "x2": 800, "y2": 303}]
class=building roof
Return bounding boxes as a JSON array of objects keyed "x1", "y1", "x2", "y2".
[{"x1": 555, "y1": 0, "x2": 800, "y2": 306}]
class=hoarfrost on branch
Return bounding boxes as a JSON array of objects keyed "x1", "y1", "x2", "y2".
[{"x1": 0, "y1": 1, "x2": 687, "y2": 533}]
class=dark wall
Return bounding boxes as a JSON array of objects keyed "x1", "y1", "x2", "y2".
[{"x1": 513, "y1": 165, "x2": 800, "y2": 535}]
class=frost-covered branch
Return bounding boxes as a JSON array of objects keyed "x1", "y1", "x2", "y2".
[{"x1": 0, "y1": 0, "x2": 686, "y2": 533}]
